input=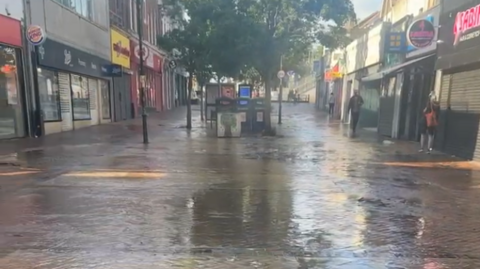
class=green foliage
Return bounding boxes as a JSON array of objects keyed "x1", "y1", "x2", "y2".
[
  {"x1": 317, "y1": 25, "x2": 353, "y2": 49},
  {"x1": 157, "y1": 21, "x2": 211, "y2": 74},
  {"x1": 196, "y1": 68, "x2": 213, "y2": 87},
  {"x1": 159, "y1": 0, "x2": 355, "y2": 131},
  {"x1": 239, "y1": 67, "x2": 263, "y2": 91}
]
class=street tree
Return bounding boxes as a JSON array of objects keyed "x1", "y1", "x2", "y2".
[
  {"x1": 157, "y1": 17, "x2": 212, "y2": 129},
  {"x1": 317, "y1": 25, "x2": 353, "y2": 49},
  {"x1": 160, "y1": 0, "x2": 355, "y2": 133},
  {"x1": 233, "y1": 0, "x2": 355, "y2": 133},
  {"x1": 206, "y1": 2, "x2": 258, "y2": 80},
  {"x1": 195, "y1": 68, "x2": 214, "y2": 121},
  {"x1": 160, "y1": 0, "x2": 255, "y2": 126},
  {"x1": 240, "y1": 67, "x2": 263, "y2": 93}
]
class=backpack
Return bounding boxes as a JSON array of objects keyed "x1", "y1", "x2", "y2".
[{"x1": 425, "y1": 103, "x2": 438, "y2": 127}]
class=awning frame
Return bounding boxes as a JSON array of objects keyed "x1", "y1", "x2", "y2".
[{"x1": 360, "y1": 54, "x2": 435, "y2": 82}]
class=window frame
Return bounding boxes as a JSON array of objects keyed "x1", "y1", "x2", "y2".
[
  {"x1": 53, "y1": 0, "x2": 94, "y2": 23},
  {"x1": 37, "y1": 68, "x2": 62, "y2": 122}
]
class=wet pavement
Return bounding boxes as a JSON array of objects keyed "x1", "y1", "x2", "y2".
[{"x1": 1, "y1": 104, "x2": 480, "y2": 268}]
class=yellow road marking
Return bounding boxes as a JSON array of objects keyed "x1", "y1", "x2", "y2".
[
  {"x1": 64, "y1": 171, "x2": 167, "y2": 178},
  {"x1": 0, "y1": 171, "x2": 40, "y2": 176},
  {"x1": 382, "y1": 161, "x2": 480, "y2": 170}
]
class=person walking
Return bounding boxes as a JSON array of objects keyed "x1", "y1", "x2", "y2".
[
  {"x1": 328, "y1": 92, "x2": 335, "y2": 116},
  {"x1": 347, "y1": 90, "x2": 364, "y2": 136},
  {"x1": 419, "y1": 100, "x2": 440, "y2": 153},
  {"x1": 288, "y1": 90, "x2": 294, "y2": 102}
]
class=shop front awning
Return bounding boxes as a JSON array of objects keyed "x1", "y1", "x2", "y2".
[{"x1": 361, "y1": 54, "x2": 434, "y2": 82}]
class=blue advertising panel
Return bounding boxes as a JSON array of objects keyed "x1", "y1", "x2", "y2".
[{"x1": 238, "y1": 85, "x2": 252, "y2": 105}]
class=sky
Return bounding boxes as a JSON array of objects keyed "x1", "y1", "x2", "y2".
[
  {"x1": 352, "y1": 0, "x2": 383, "y2": 20},
  {"x1": 0, "y1": 0, "x2": 23, "y2": 20}
]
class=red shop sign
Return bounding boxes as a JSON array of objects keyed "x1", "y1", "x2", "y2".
[
  {"x1": 153, "y1": 54, "x2": 163, "y2": 72},
  {"x1": 0, "y1": 15, "x2": 21, "y2": 47},
  {"x1": 130, "y1": 39, "x2": 162, "y2": 70},
  {"x1": 453, "y1": 3, "x2": 480, "y2": 46}
]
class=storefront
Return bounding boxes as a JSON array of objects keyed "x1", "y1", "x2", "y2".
[
  {"x1": 324, "y1": 63, "x2": 343, "y2": 119},
  {"x1": 315, "y1": 57, "x2": 327, "y2": 111},
  {"x1": 435, "y1": 0, "x2": 480, "y2": 160},
  {"x1": 130, "y1": 38, "x2": 163, "y2": 116},
  {"x1": 360, "y1": 15, "x2": 437, "y2": 138},
  {"x1": 36, "y1": 38, "x2": 112, "y2": 134},
  {"x1": 175, "y1": 68, "x2": 188, "y2": 106},
  {"x1": 400, "y1": 7, "x2": 439, "y2": 141},
  {"x1": 356, "y1": 64, "x2": 381, "y2": 129},
  {"x1": 162, "y1": 59, "x2": 175, "y2": 110},
  {"x1": 110, "y1": 28, "x2": 133, "y2": 121},
  {"x1": 0, "y1": 15, "x2": 27, "y2": 139},
  {"x1": 376, "y1": 16, "x2": 410, "y2": 138},
  {"x1": 343, "y1": 22, "x2": 387, "y2": 128}
]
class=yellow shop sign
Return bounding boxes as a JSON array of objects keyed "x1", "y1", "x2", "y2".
[{"x1": 110, "y1": 29, "x2": 130, "y2": 68}]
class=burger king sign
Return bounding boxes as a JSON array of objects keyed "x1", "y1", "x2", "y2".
[{"x1": 26, "y1": 25, "x2": 46, "y2": 46}]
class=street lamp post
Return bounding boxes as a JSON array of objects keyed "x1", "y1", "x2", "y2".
[
  {"x1": 278, "y1": 56, "x2": 283, "y2": 125},
  {"x1": 136, "y1": 0, "x2": 148, "y2": 143}
]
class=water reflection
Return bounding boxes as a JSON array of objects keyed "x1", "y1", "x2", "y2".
[
  {"x1": 191, "y1": 149, "x2": 293, "y2": 252},
  {"x1": 1, "y1": 105, "x2": 480, "y2": 268}
]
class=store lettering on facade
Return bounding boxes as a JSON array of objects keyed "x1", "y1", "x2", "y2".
[
  {"x1": 110, "y1": 29, "x2": 130, "y2": 68},
  {"x1": 453, "y1": 3, "x2": 480, "y2": 45},
  {"x1": 407, "y1": 19, "x2": 435, "y2": 49},
  {"x1": 113, "y1": 42, "x2": 129, "y2": 57},
  {"x1": 37, "y1": 39, "x2": 110, "y2": 78}
]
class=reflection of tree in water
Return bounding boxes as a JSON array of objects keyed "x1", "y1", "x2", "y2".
[{"x1": 190, "y1": 144, "x2": 294, "y2": 252}]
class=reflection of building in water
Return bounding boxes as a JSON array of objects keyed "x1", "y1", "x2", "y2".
[
  {"x1": 190, "y1": 155, "x2": 293, "y2": 250},
  {"x1": 417, "y1": 168, "x2": 480, "y2": 268}
]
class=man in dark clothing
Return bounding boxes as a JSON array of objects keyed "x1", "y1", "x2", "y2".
[
  {"x1": 328, "y1": 92, "x2": 335, "y2": 116},
  {"x1": 348, "y1": 90, "x2": 364, "y2": 135}
]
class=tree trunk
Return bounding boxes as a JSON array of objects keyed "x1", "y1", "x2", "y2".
[
  {"x1": 187, "y1": 74, "x2": 193, "y2": 129},
  {"x1": 200, "y1": 84, "x2": 204, "y2": 121}
]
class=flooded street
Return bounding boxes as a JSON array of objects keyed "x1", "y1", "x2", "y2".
[{"x1": 0, "y1": 104, "x2": 480, "y2": 268}]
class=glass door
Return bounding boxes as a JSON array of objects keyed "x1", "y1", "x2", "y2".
[{"x1": 0, "y1": 45, "x2": 23, "y2": 139}]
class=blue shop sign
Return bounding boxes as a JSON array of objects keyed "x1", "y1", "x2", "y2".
[
  {"x1": 386, "y1": 32, "x2": 406, "y2": 53},
  {"x1": 101, "y1": 64, "x2": 123, "y2": 77}
]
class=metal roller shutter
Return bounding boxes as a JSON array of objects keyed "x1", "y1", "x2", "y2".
[
  {"x1": 443, "y1": 69, "x2": 480, "y2": 160},
  {"x1": 435, "y1": 74, "x2": 450, "y2": 149},
  {"x1": 378, "y1": 96, "x2": 395, "y2": 136},
  {"x1": 439, "y1": 74, "x2": 450, "y2": 108},
  {"x1": 58, "y1": 73, "x2": 73, "y2": 132}
]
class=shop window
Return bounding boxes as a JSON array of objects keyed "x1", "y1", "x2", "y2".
[
  {"x1": 71, "y1": 75, "x2": 90, "y2": 120},
  {"x1": 37, "y1": 69, "x2": 61, "y2": 121},
  {"x1": 53, "y1": 0, "x2": 94, "y2": 22},
  {"x1": 0, "y1": 47, "x2": 20, "y2": 106},
  {"x1": 0, "y1": 45, "x2": 21, "y2": 138},
  {"x1": 100, "y1": 80, "x2": 110, "y2": 119}
]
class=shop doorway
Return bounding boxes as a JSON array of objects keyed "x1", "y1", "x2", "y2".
[
  {"x1": 0, "y1": 45, "x2": 26, "y2": 139},
  {"x1": 113, "y1": 75, "x2": 132, "y2": 121},
  {"x1": 58, "y1": 72, "x2": 73, "y2": 131},
  {"x1": 88, "y1": 78, "x2": 99, "y2": 125}
]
